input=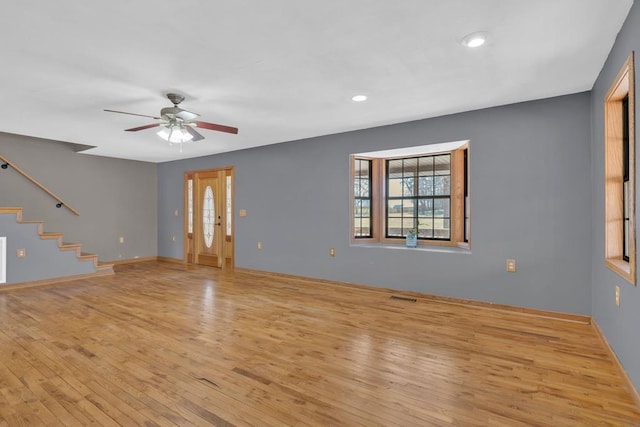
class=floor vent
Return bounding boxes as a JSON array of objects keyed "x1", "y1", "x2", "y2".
[{"x1": 390, "y1": 295, "x2": 417, "y2": 302}]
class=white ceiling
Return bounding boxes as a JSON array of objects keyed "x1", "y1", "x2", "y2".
[{"x1": 1, "y1": 0, "x2": 633, "y2": 163}]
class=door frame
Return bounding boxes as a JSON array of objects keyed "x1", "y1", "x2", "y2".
[{"x1": 183, "y1": 165, "x2": 235, "y2": 268}]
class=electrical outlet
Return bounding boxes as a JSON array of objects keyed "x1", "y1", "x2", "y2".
[
  {"x1": 16, "y1": 248, "x2": 26, "y2": 258},
  {"x1": 616, "y1": 285, "x2": 621, "y2": 307},
  {"x1": 506, "y1": 259, "x2": 516, "y2": 272},
  {"x1": 257, "y1": 241, "x2": 262, "y2": 250},
  {"x1": 172, "y1": 235, "x2": 176, "y2": 242},
  {"x1": 119, "y1": 236, "x2": 124, "y2": 244},
  {"x1": 239, "y1": 209, "x2": 247, "y2": 217},
  {"x1": 329, "y1": 247, "x2": 336, "y2": 257},
  {"x1": 174, "y1": 209, "x2": 179, "y2": 217}
]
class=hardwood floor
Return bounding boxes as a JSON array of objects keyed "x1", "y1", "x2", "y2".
[{"x1": 0, "y1": 261, "x2": 638, "y2": 426}]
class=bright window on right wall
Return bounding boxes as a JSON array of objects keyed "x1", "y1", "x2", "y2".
[{"x1": 605, "y1": 52, "x2": 636, "y2": 285}]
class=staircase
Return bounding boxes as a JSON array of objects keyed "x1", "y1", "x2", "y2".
[{"x1": 0, "y1": 207, "x2": 113, "y2": 287}]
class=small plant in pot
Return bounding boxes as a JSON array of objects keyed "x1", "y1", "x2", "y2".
[{"x1": 406, "y1": 223, "x2": 420, "y2": 248}]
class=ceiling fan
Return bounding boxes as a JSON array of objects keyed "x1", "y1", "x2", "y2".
[{"x1": 105, "y1": 93, "x2": 238, "y2": 146}]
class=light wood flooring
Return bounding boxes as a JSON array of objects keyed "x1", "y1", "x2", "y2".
[{"x1": 0, "y1": 261, "x2": 638, "y2": 426}]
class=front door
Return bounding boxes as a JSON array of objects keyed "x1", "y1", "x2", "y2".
[
  {"x1": 186, "y1": 167, "x2": 234, "y2": 268},
  {"x1": 194, "y1": 171, "x2": 223, "y2": 267}
]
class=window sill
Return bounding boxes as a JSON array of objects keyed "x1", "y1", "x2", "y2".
[
  {"x1": 350, "y1": 241, "x2": 472, "y2": 255},
  {"x1": 606, "y1": 258, "x2": 636, "y2": 284}
]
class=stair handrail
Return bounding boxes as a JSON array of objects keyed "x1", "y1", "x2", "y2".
[{"x1": 0, "y1": 154, "x2": 80, "y2": 216}]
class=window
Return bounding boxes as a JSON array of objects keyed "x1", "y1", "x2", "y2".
[
  {"x1": 605, "y1": 52, "x2": 635, "y2": 284},
  {"x1": 353, "y1": 159, "x2": 373, "y2": 238},
  {"x1": 464, "y1": 148, "x2": 470, "y2": 242},
  {"x1": 386, "y1": 154, "x2": 451, "y2": 239},
  {"x1": 623, "y1": 95, "x2": 630, "y2": 262},
  {"x1": 351, "y1": 141, "x2": 469, "y2": 248}
]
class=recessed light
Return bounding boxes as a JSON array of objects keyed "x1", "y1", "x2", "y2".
[
  {"x1": 352, "y1": 95, "x2": 368, "y2": 102},
  {"x1": 461, "y1": 32, "x2": 487, "y2": 48}
]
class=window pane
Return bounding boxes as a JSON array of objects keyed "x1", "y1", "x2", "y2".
[
  {"x1": 354, "y1": 199, "x2": 362, "y2": 217},
  {"x1": 388, "y1": 178, "x2": 404, "y2": 197},
  {"x1": 359, "y1": 219, "x2": 370, "y2": 237},
  {"x1": 434, "y1": 176, "x2": 450, "y2": 195},
  {"x1": 360, "y1": 178, "x2": 370, "y2": 197},
  {"x1": 434, "y1": 219, "x2": 450, "y2": 239},
  {"x1": 388, "y1": 200, "x2": 403, "y2": 214},
  {"x1": 361, "y1": 199, "x2": 370, "y2": 217},
  {"x1": 402, "y1": 199, "x2": 416, "y2": 215},
  {"x1": 418, "y1": 176, "x2": 434, "y2": 196},
  {"x1": 356, "y1": 159, "x2": 369, "y2": 177},
  {"x1": 402, "y1": 218, "x2": 415, "y2": 236},
  {"x1": 418, "y1": 156, "x2": 434, "y2": 176},
  {"x1": 403, "y1": 157, "x2": 418, "y2": 176},
  {"x1": 419, "y1": 221, "x2": 433, "y2": 238},
  {"x1": 417, "y1": 199, "x2": 433, "y2": 217},
  {"x1": 434, "y1": 154, "x2": 451, "y2": 175},
  {"x1": 402, "y1": 177, "x2": 416, "y2": 196},
  {"x1": 388, "y1": 159, "x2": 404, "y2": 179},
  {"x1": 434, "y1": 198, "x2": 450, "y2": 218},
  {"x1": 624, "y1": 181, "x2": 629, "y2": 217},
  {"x1": 387, "y1": 217, "x2": 403, "y2": 236},
  {"x1": 355, "y1": 217, "x2": 371, "y2": 237},
  {"x1": 625, "y1": 219, "x2": 630, "y2": 258}
]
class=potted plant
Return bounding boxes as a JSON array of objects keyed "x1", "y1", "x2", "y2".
[{"x1": 406, "y1": 223, "x2": 420, "y2": 247}]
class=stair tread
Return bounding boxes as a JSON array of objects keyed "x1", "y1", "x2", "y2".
[{"x1": 41, "y1": 232, "x2": 63, "y2": 238}]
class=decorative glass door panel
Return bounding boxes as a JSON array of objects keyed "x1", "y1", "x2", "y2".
[
  {"x1": 203, "y1": 186, "x2": 214, "y2": 248},
  {"x1": 194, "y1": 173, "x2": 222, "y2": 267}
]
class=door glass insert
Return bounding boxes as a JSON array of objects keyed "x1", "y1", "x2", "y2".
[
  {"x1": 188, "y1": 179, "x2": 193, "y2": 234},
  {"x1": 203, "y1": 185, "x2": 214, "y2": 248},
  {"x1": 226, "y1": 175, "x2": 232, "y2": 236}
]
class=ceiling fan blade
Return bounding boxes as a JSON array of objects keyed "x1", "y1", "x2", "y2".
[
  {"x1": 185, "y1": 127, "x2": 205, "y2": 142},
  {"x1": 194, "y1": 121, "x2": 239, "y2": 135},
  {"x1": 104, "y1": 109, "x2": 162, "y2": 120},
  {"x1": 125, "y1": 123, "x2": 162, "y2": 132}
]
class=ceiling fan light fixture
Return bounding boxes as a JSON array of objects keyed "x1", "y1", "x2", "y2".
[
  {"x1": 461, "y1": 32, "x2": 487, "y2": 48},
  {"x1": 157, "y1": 125, "x2": 193, "y2": 143}
]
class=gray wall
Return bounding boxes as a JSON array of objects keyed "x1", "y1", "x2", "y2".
[
  {"x1": 159, "y1": 92, "x2": 592, "y2": 315},
  {"x1": 591, "y1": 2, "x2": 640, "y2": 393},
  {"x1": 0, "y1": 134, "x2": 157, "y2": 262},
  {"x1": 1, "y1": 214, "x2": 96, "y2": 284}
]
